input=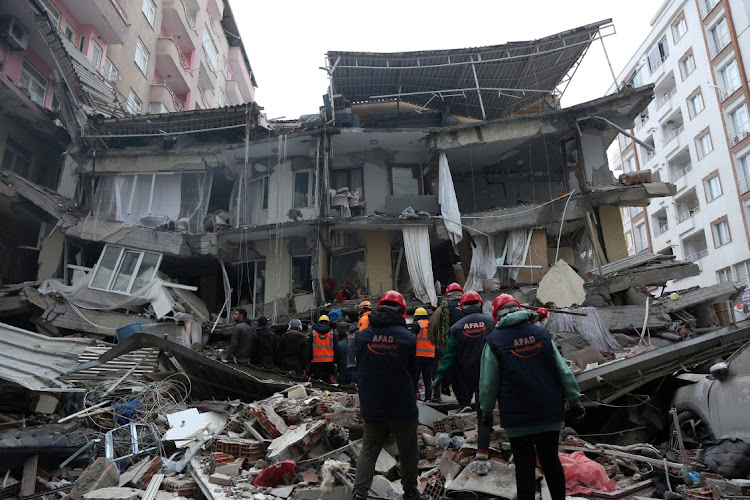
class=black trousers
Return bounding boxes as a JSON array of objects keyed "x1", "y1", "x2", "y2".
[
  {"x1": 311, "y1": 362, "x2": 333, "y2": 382},
  {"x1": 509, "y1": 431, "x2": 566, "y2": 500},
  {"x1": 415, "y1": 356, "x2": 436, "y2": 399},
  {"x1": 453, "y1": 375, "x2": 478, "y2": 409}
]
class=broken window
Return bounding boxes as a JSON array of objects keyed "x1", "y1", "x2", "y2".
[
  {"x1": 331, "y1": 168, "x2": 364, "y2": 201},
  {"x1": 293, "y1": 171, "x2": 315, "y2": 208},
  {"x1": 90, "y1": 172, "x2": 212, "y2": 233},
  {"x1": 330, "y1": 249, "x2": 367, "y2": 294},
  {"x1": 2, "y1": 137, "x2": 32, "y2": 178},
  {"x1": 647, "y1": 36, "x2": 669, "y2": 74},
  {"x1": 229, "y1": 173, "x2": 267, "y2": 226},
  {"x1": 89, "y1": 245, "x2": 162, "y2": 294},
  {"x1": 291, "y1": 255, "x2": 313, "y2": 293},
  {"x1": 233, "y1": 259, "x2": 265, "y2": 318},
  {"x1": 389, "y1": 164, "x2": 422, "y2": 196}
]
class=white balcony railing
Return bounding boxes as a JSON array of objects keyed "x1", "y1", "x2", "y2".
[
  {"x1": 685, "y1": 249, "x2": 709, "y2": 262},
  {"x1": 709, "y1": 31, "x2": 731, "y2": 59},
  {"x1": 645, "y1": 149, "x2": 656, "y2": 162},
  {"x1": 720, "y1": 74, "x2": 742, "y2": 101},
  {"x1": 740, "y1": 175, "x2": 750, "y2": 194},
  {"x1": 664, "y1": 124, "x2": 685, "y2": 145},
  {"x1": 670, "y1": 163, "x2": 693, "y2": 183},
  {"x1": 635, "y1": 114, "x2": 650, "y2": 131},
  {"x1": 655, "y1": 223, "x2": 670, "y2": 236},
  {"x1": 700, "y1": 0, "x2": 719, "y2": 19},
  {"x1": 656, "y1": 90, "x2": 674, "y2": 110},
  {"x1": 677, "y1": 206, "x2": 701, "y2": 224},
  {"x1": 178, "y1": 0, "x2": 197, "y2": 30},
  {"x1": 730, "y1": 121, "x2": 750, "y2": 146}
]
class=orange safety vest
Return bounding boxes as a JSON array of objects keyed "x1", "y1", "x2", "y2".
[
  {"x1": 357, "y1": 312, "x2": 371, "y2": 331},
  {"x1": 415, "y1": 319, "x2": 435, "y2": 358},
  {"x1": 312, "y1": 331, "x2": 334, "y2": 363}
]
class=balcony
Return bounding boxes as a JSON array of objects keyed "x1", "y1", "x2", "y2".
[
  {"x1": 709, "y1": 32, "x2": 731, "y2": 60},
  {"x1": 677, "y1": 206, "x2": 701, "y2": 224},
  {"x1": 635, "y1": 113, "x2": 650, "y2": 131},
  {"x1": 57, "y1": 0, "x2": 128, "y2": 44},
  {"x1": 206, "y1": 0, "x2": 225, "y2": 21},
  {"x1": 655, "y1": 223, "x2": 670, "y2": 237},
  {"x1": 740, "y1": 175, "x2": 750, "y2": 194},
  {"x1": 228, "y1": 47, "x2": 255, "y2": 103},
  {"x1": 162, "y1": 0, "x2": 199, "y2": 48},
  {"x1": 664, "y1": 124, "x2": 685, "y2": 146},
  {"x1": 700, "y1": 0, "x2": 719, "y2": 19},
  {"x1": 152, "y1": 80, "x2": 185, "y2": 112},
  {"x1": 730, "y1": 121, "x2": 750, "y2": 146},
  {"x1": 656, "y1": 90, "x2": 674, "y2": 111},
  {"x1": 225, "y1": 79, "x2": 243, "y2": 105},
  {"x1": 720, "y1": 74, "x2": 742, "y2": 101},
  {"x1": 685, "y1": 249, "x2": 709, "y2": 262},
  {"x1": 155, "y1": 37, "x2": 191, "y2": 94},
  {"x1": 649, "y1": 55, "x2": 668, "y2": 76}
]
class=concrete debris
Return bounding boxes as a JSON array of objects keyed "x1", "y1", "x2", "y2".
[{"x1": 537, "y1": 259, "x2": 586, "y2": 308}]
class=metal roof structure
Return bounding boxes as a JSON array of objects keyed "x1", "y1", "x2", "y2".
[
  {"x1": 0, "y1": 322, "x2": 92, "y2": 391},
  {"x1": 326, "y1": 20, "x2": 614, "y2": 121}
]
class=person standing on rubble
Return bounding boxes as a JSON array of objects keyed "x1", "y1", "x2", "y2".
[
  {"x1": 410, "y1": 307, "x2": 436, "y2": 400},
  {"x1": 475, "y1": 293, "x2": 585, "y2": 498},
  {"x1": 276, "y1": 319, "x2": 308, "y2": 375},
  {"x1": 353, "y1": 290, "x2": 429, "y2": 500},
  {"x1": 434, "y1": 291, "x2": 493, "y2": 410},
  {"x1": 427, "y1": 282, "x2": 464, "y2": 401},
  {"x1": 342, "y1": 300, "x2": 373, "y2": 386},
  {"x1": 309, "y1": 315, "x2": 335, "y2": 382},
  {"x1": 251, "y1": 316, "x2": 278, "y2": 370},
  {"x1": 223, "y1": 308, "x2": 254, "y2": 364}
]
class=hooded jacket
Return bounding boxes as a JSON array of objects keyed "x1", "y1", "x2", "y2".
[
  {"x1": 355, "y1": 307, "x2": 418, "y2": 421},
  {"x1": 251, "y1": 325, "x2": 278, "y2": 369}
]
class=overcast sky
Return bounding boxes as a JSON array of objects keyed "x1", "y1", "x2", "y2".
[{"x1": 230, "y1": 0, "x2": 660, "y2": 119}]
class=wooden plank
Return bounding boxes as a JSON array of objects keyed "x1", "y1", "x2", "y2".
[{"x1": 20, "y1": 455, "x2": 38, "y2": 496}]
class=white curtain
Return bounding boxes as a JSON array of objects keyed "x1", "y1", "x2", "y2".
[
  {"x1": 230, "y1": 171, "x2": 264, "y2": 226},
  {"x1": 464, "y1": 235, "x2": 497, "y2": 292},
  {"x1": 504, "y1": 229, "x2": 532, "y2": 281},
  {"x1": 438, "y1": 152, "x2": 463, "y2": 248},
  {"x1": 401, "y1": 226, "x2": 438, "y2": 307},
  {"x1": 114, "y1": 174, "x2": 181, "y2": 225}
]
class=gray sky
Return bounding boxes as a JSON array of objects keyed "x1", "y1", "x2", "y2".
[{"x1": 230, "y1": 0, "x2": 659, "y2": 119}]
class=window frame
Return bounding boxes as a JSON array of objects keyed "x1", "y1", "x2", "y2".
[
  {"x1": 202, "y1": 27, "x2": 219, "y2": 72},
  {"x1": 624, "y1": 155, "x2": 637, "y2": 173},
  {"x1": 388, "y1": 163, "x2": 424, "y2": 196},
  {"x1": 687, "y1": 87, "x2": 705, "y2": 118},
  {"x1": 672, "y1": 13, "x2": 687, "y2": 42},
  {"x1": 291, "y1": 255, "x2": 314, "y2": 294},
  {"x1": 717, "y1": 266, "x2": 732, "y2": 283},
  {"x1": 729, "y1": 102, "x2": 749, "y2": 131},
  {"x1": 1, "y1": 136, "x2": 32, "y2": 177},
  {"x1": 703, "y1": 171, "x2": 723, "y2": 202},
  {"x1": 695, "y1": 129, "x2": 714, "y2": 159},
  {"x1": 134, "y1": 37, "x2": 150, "y2": 75},
  {"x1": 712, "y1": 217, "x2": 731, "y2": 248},
  {"x1": 38, "y1": 0, "x2": 60, "y2": 26},
  {"x1": 91, "y1": 41, "x2": 103, "y2": 69},
  {"x1": 293, "y1": 170, "x2": 315, "y2": 209},
  {"x1": 679, "y1": 49, "x2": 696, "y2": 80},
  {"x1": 142, "y1": 0, "x2": 157, "y2": 26},
  {"x1": 19, "y1": 60, "x2": 48, "y2": 107},
  {"x1": 103, "y1": 58, "x2": 119, "y2": 82},
  {"x1": 127, "y1": 89, "x2": 142, "y2": 115},
  {"x1": 330, "y1": 167, "x2": 365, "y2": 202},
  {"x1": 64, "y1": 24, "x2": 77, "y2": 43},
  {"x1": 88, "y1": 244, "x2": 164, "y2": 295}
]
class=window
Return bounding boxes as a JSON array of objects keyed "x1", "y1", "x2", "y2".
[
  {"x1": 704, "y1": 173, "x2": 722, "y2": 201},
  {"x1": 331, "y1": 168, "x2": 364, "y2": 201},
  {"x1": 710, "y1": 17, "x2": 730, "y2": 55},
  {"x1": 19, "y1": 60, "x2": 48, "y2": 107},
  {"x1": 89, "y1": 245, "x2": 162, "y2": 295},
  {"x1": 631, "y1": 206, "x2": 643, "y2": 217},
  {"x1": 696, "y1": 131, "x2": 713, "y2": 159},
  {"x1": 624, "y1": 231, "x2": 634, "y2": 253},
  {"x1": 717, "y1": 266, "x2": 732, "y2": 283},
  {"x1": 624, "y1": 155, "x2": 636, "y2": 173},
  {"x1": 218, "y1": 88, "x2": 227, "y2": 107},
  {"x1": 389, "y1": 164, "x2": 422, "y2": 196},
  {"x1": 142, "y1": 0, "x2": 157, "y2": 26},
  {"x1": 672, "y1": 14, "x2": 687, "y2": 41},
  {"x1": 733, "y1": 260, "x2": 750, "y2": 287},
  {"x1": 741, "y1": 154, "x2": 750, "y2": 182},
  {"x1": 38, "y1": 0, "x2": 60, "y2": 26},
  {"x1": 627, "y1": 68, "x2": 644, "y2": 89},
  {"x1": 1, "y1": 137, "x2": 32, "y2": 177},
  {"x1": 647, "y1": 36, "x2": 669, "y2": 73},
  {"x1": 149, "y1": 102, "x2": 168, "y2": 114},
  {"x1": 680, "y1": 51, "x2": 695, "y2": 78},
  {"x1": 293, "y1": 171, "x2": 315, "y2": 208},
  {"x1": 712, "y1": 218, "x2": 731, "y2": 247},
  {"x1": 222, "y1": 57, "x2": 231, "y2": 79},
  {"x1": 721, "y1": 59, "x2": 740, "y2": 94},
  {"x1": 103, "y1": 58, "x2": 119, "y2": 82},
  {"x1": 202, "y1": 28, "x2": 218, "y2": 71},
  {"x1": 127, "y1": 90, "x2": 142, "y2": 115},
  {"x1": 135, "y1": 37, "x2": 149, "y2": 75},
  {"x1": 64, "y1": 25, "x2": 76, "y2": 43},
  {"x1": 78, "y1": 35, "x2": 86, "y2": 53},
  {"x1": 635, "y1": 223, "x2": 648, "y2": 252},
  {"x1": 689, "y1": 91, "x2": 705, "y2": 117},
  {"x1": 291, "y1": 256, "x2": 313, "y2": 293},
  {"x1": 91, "y1": 42, "x2": 103, "y2": 68},
  {"x1": 730, "y1": 103, "x2": 749, "y2": 131}
]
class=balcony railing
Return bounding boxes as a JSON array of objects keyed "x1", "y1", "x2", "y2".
[
  {"x1": 158, "y1": 34, "x2": 191, "y2": 71},
  {"x1": 178, "y1": 0, "x2": 198, "y2": 30},
  {"x1": 700, "y1": 0, "x2": 719, "y2": 19},
  {"x1": 636, "y1": 238, "x2": 650, "y2": 253},
  {"x1": 670, "y1": 163, "x2": 693, "y2": 183},
  {"x1": 664, "y1": 124, "x2": 685, "y2": 145},
  {"x1": 730, "y1": 121, "x2": 750, "y2": 146},
  {"x1": 198, "y1": 87, "x2": 210, "y2": 108},
  {"x1": 656, "y1": 90, "x2": 674, "y2": 110},
  {"x1": 635, "y1": 113, "x2": 650, "y2": 130},
  {"x1": 685, "y1": 249, "x2": 709, "y2": 262},
  {"x1": 709, "y1": 31, "x2": 731, "y2": 59},
  {"x1": 152, "y1": 80, "x2": 185, "y2": 112},
  {"x1": 655, "y1": 223, "x2": 670, "y2": 236},
  {"x1": 740, "y1": 175, "x2": 750, "y2": 194},
  {"x1": 109, "y1": 0, "x2": 128, "y2": 22},
  {"x1": 720, "y1": 74, "x2": 742, "y2": 101},
  {"x1": 677, "y1": 206, "x2": 701, "y2": 224}
]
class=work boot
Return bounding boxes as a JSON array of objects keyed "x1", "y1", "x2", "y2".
[
  {"x1": 474, "y1": 460, "x2": 491, "y2": 476},
  {"x1": 403, "y1": 493, "x2": 431, "y2": 500}
]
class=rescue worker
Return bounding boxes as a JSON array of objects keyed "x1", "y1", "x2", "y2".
[
  {"x1": 410, "y1": 307, "x2": 436, "y2": 400},
  {"x1": 353, "y1": 291, "x2": 429, "y2": 500},
  {"x1": 343, "y1": 300, "x2": 373, "y2": 385},
  {"x1": 427, "y1": 282, "x2": 465, "y2": 400},
  {"x1": 357, "y1": 300, "x2": 373, "y2": 330},
  {"x1": 435, "y1": 291, "x2": 493, "y2": 410},
  {"x1": 276, "y1": 319, "x2": 308, "y2": 375},
  {"x1": 475, "y1": 293, "x2": 585, "y2": 497},
  {"x1": 223, "y1": 308, "x2": 254, "y2": 363},
  {"x1": 309, "y1": 315, "x2": 335, "y2": 382},
  {"x1": 251, "y1": 316, "x2": 278, "y2": 369}
]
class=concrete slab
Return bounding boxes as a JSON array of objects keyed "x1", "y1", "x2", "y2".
[
  {"x1": 446, "y1": 462, "x2": 517, "y2": 499},
  {"x1": 537, "y1": 260, "x2": 585, "y2": 308},
  {"x1": 416, "y1": 401, "x2": 447, "y2": 428},
  {"x1": 83, "y1": 487, "x2": 142, "y2": 500}
]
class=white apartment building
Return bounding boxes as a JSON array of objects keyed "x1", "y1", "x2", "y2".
[{"x1": 609, "y1": 0, "x2": 750, "y2": 297}]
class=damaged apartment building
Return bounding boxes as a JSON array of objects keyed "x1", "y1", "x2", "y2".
[{"x1": 1, "y1": 17, "x2": 701, "y2": 340}]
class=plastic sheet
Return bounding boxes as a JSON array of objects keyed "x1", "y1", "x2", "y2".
[
  {"x1": 438, "y1": 152, "x2": 463, "y2": 247},
  {"x1": 464, "y1": 235, "x2": 497, "y2": 292},
  {"x1": 229, "y1": 169, "x2": 265, "y2": 226},
  {"x1": 559, "y1": 451, "x2": 616, "y2": 496},
  {"x1": 546, "y1": 306, "x2": 621, "y2": 354}
]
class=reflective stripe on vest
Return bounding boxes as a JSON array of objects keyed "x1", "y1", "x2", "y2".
[
  {"x1": 358, "y1": 312, "x2": 371, "y2": 331},
  {"x1": 415, "y1": 319, "x2": 435, "y2": 358},
  {"x1": 312, "y1": 332, "x2": 334, "y2": 362}
]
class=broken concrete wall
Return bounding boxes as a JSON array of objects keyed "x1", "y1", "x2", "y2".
[
  {"x1": 599, "y1": 205, "x2": 629, "y2": 263},
  {"x1": 37, "y1": 229, "x2": 65, "y2": 280},
  {"x1": 82, "y1": 151, "x2": 205, "y2": 174},
  {"x1": 581, "y1": 130, "x2": 615, "y2": 186},
  {"x1": 452, "y1": 174, "x2": 565, "y2": 213},
  {"x1": 266, "y1": 158, "x2": 318, "y2": 224},
  {"x1": 359, "y1": 231, "x2": 393, "y2": 295}
]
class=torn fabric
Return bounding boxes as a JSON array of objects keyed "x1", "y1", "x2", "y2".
[
  {"x1": 502, "y1": 229, "x2": 532, "y2": 281},
  {"x1": 464, "y1": 235, "x2": 497, "y2": 292},
  {"x1": 401, "y1": 227, "x2": 438, "y2": 307},
  {"x1": 546, "y1": 307, "x2": 621, "y2": 354},
  {"x1": 438, "y1": 152, "x2": 463, "y2": 248},
  {"x1": 230, "y1": 169, "x2": 265, "y2": 226}
]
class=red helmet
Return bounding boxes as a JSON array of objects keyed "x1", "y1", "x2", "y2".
[
  {"x1": 492, "y1": 293, "x2": 521, "y2": 323},
  {"x1": 459, "y1": 291, "x2": 484, "y2": 308},
  {"x1": 446, "y1": 282, "x2": 463, "y2": 294},
  {"x1": 378, "y1": 290, "x2": 407, "y2": 318}
]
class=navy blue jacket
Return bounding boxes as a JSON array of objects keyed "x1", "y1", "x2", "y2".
[
  {"x1": 448, "y1": 306, "x2": 493, "y2": 390},
  {"x1": 356, "y1": 309, "x2": 418, "y2": 421},
  {"x1": 447, "y1": 299, "x2": 463, "y2": 326},
  {"x1": 484, "y1": 321, "x2": 565, "y2": 428}
]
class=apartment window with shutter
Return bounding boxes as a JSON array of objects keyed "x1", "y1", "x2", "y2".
[
  {"x1": 647, "y1": 36, "x2": 669, "y2": 73},
  {"x1": 704, "y1": 173, "x2": 722, "y2": 201},
  {"x1": 712, "y1": 218, "x2": 731, "y2": 247},
  {"x1": 134, "y1": 38, "x2": 149, "y2": 75},
  {"x1": 733, "y1": 260, "x2": 750, "y2": 287},
  {"x1": 696, "y1": 131, "x2": 713, "y2": 159}
]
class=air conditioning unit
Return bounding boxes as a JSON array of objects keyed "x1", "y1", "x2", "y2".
[
  {"x1": 0, "y1": 17, "x2": 29, "y2": 51},
  {"x1": 332, "y1": 229, "x2": 345, "y2": 249}
]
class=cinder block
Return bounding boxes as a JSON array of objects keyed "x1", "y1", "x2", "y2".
[
  {"x1": 208, "y1": 474, "x2": 232, "y2": 486},
  {"x1": 69, "y1": 458, "x2": 120, "y2": 500}
]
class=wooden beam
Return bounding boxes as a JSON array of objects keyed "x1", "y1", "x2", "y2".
[{"x1": 20, "y1": 455, "x2": 38, "y2": 496}]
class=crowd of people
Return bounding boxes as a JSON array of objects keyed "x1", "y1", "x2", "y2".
[{"x1": 222, "y1": 284, "x2": 586, "y2": 500}]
